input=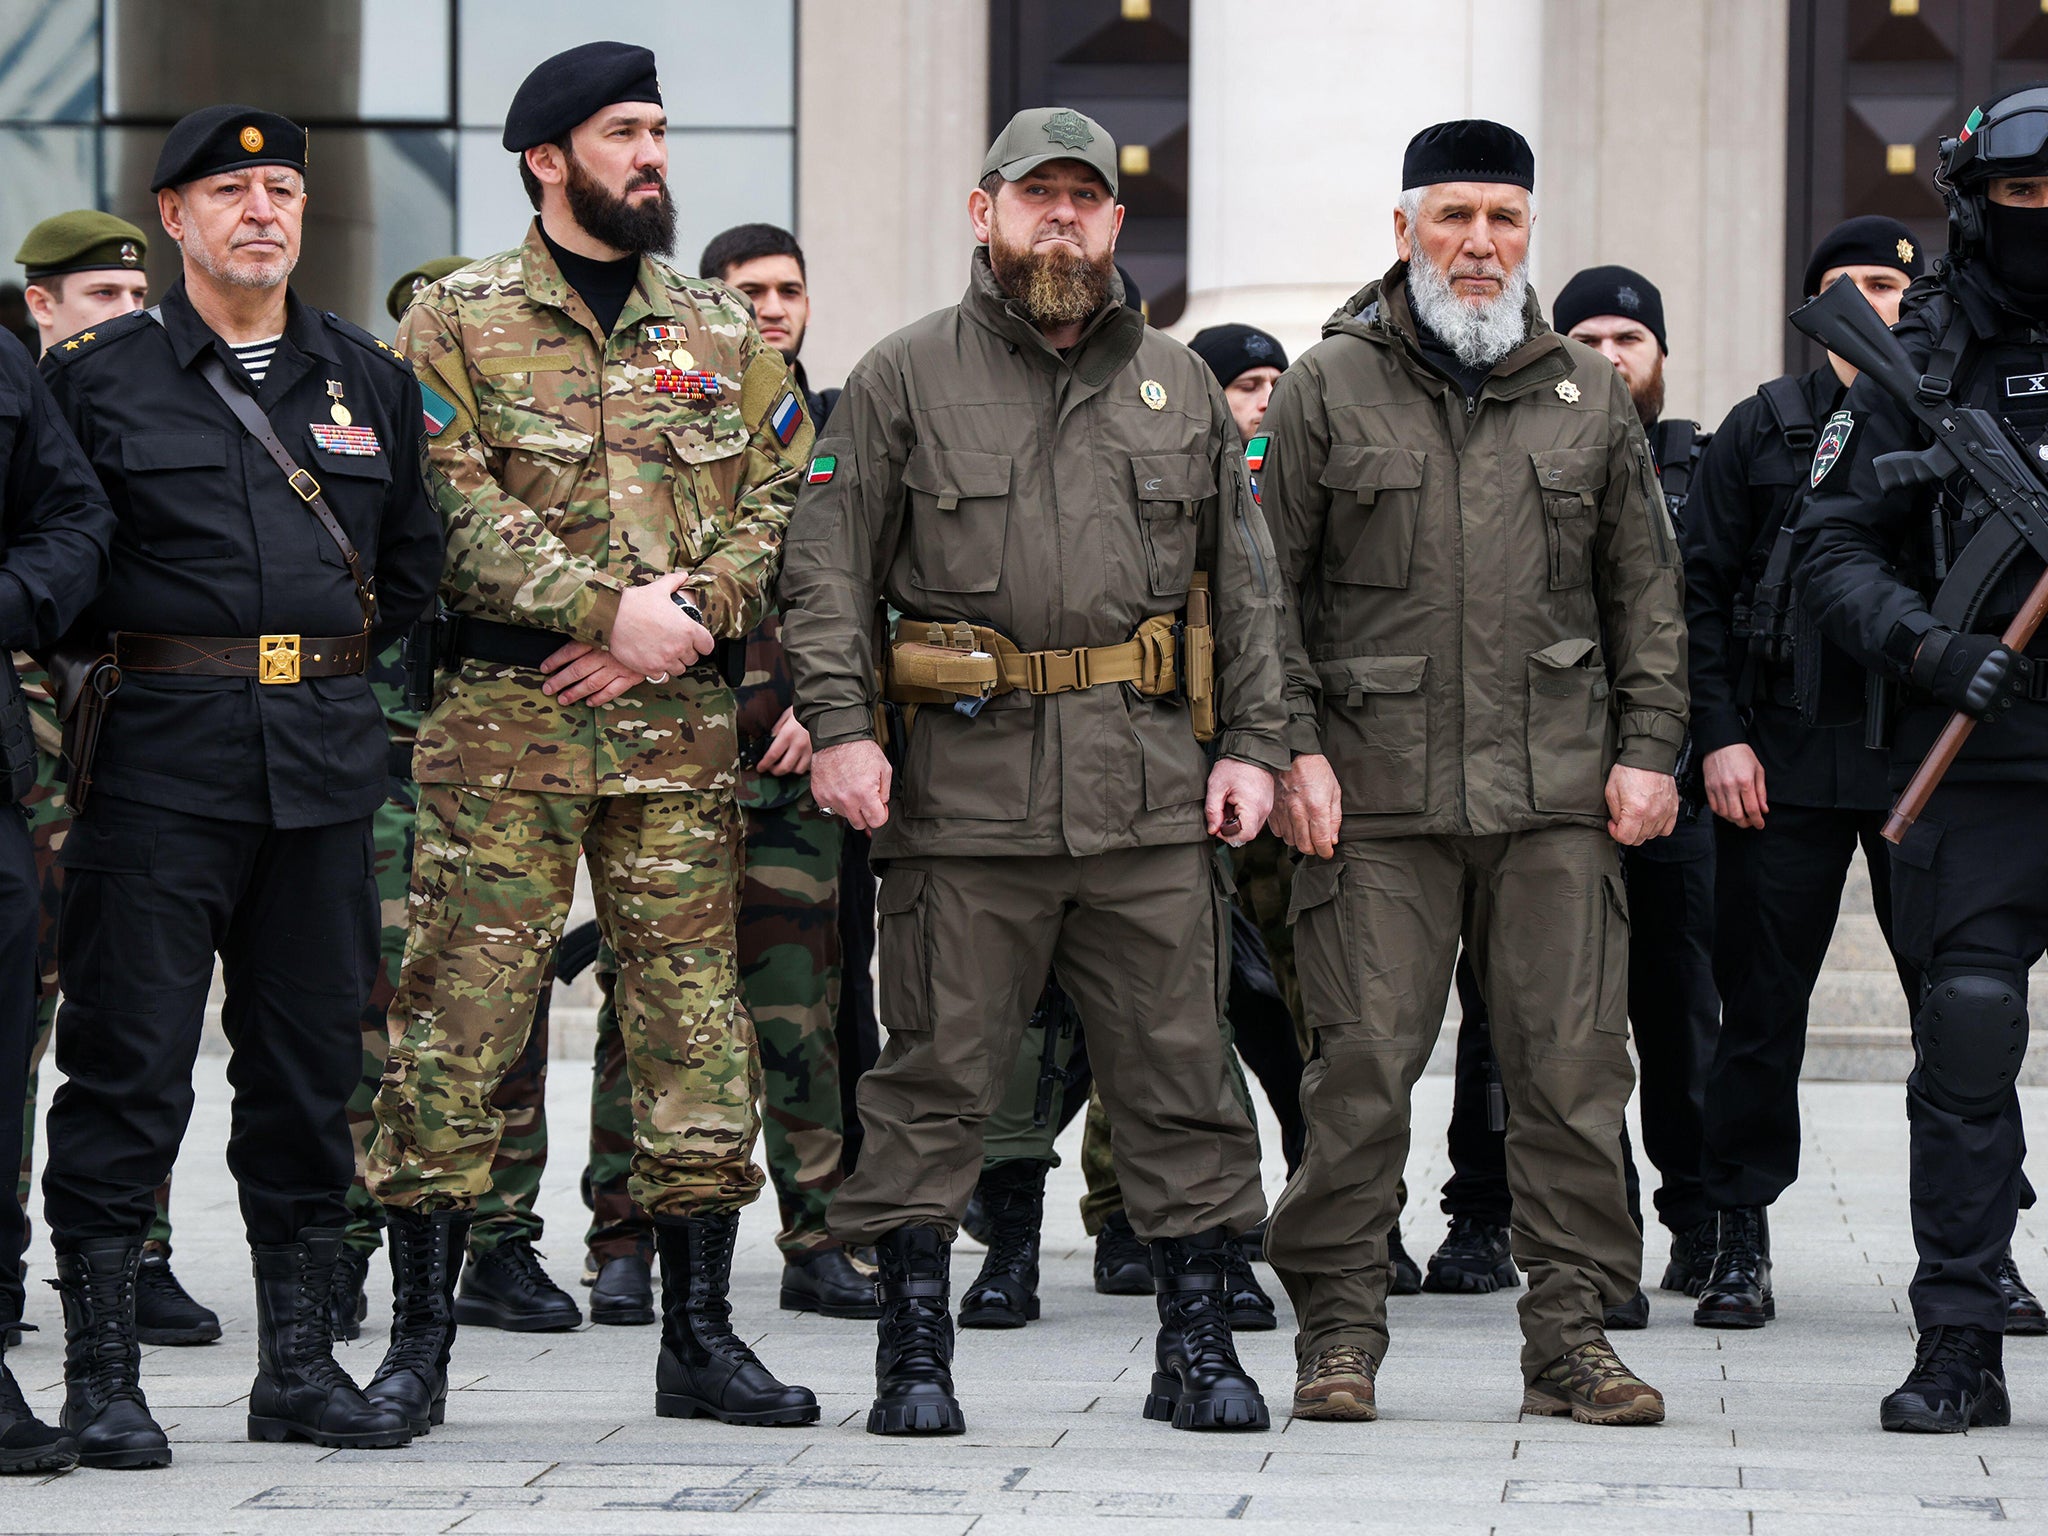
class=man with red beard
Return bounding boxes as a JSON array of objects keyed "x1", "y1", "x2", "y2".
[{"x1": 781, "y1": 106, "x2": 1288, "y2": 1436}]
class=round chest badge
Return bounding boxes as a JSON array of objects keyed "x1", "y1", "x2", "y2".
[
  {"x1": 240, "y1": 125, "x2": 265, "y2": 153},
  {"x1": 1140, "y1": 379, "x2": 1167, "y2": 411}
]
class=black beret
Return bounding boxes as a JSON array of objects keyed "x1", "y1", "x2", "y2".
[
  {"x1": 1189, "y1": 323, "x2": 1289, "y2": 388},
  {"x1": 1552, "y1": 265, "x2": 1667, "y2": 353},
  {"x1": 503, "y1": 42, "x2": 662, "y2": 154},
  {"x1": 1402, "y1": 119, "x2": 1534, "y2": 192},
  {"x1": 151, "y1": 105, "x2": 306, "y2": 193},
  {"x1": 1802, "y1": 215, "x2": 1925, "y2": 299}
]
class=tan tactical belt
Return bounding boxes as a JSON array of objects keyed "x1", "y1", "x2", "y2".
[{"x1": 883, "y1": 576, "x2": 1215, "y2": 739}]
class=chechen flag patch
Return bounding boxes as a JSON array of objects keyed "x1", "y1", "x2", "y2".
[
  {"x1": 807, "y1": 455, "x2": 837, "y2": 485},
  {"x1": 1245, "y1": 434, "x2": 1269, "y2": 471},
  {"x1": 421, "y1": 382, "x2": 458, "y2": 437},
  {"x1": 769, "y1": 390, "x2": 803, "y2": 446}
]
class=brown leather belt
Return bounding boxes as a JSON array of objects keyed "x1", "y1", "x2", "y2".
[{"x1": 114, "y1": 631, "x2": 369, "y2": 684}]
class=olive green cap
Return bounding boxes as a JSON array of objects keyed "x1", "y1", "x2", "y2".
[
  {"x1": 386, "y1": 255, "x2": 471, "y2": 323},
  {"x1": 15, "y1": 210, "x2": 148, "y2": 281},
  {"x1": 981, "y1": 107, "x2": 1119, "y2": 198}
]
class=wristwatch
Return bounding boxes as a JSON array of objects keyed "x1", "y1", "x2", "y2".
[{"x1": 671, "y1": 591, "x2": 706, "y2": 627}]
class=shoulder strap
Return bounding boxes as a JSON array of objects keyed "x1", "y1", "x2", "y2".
[
  {"x1": 1757, "y1": 375, "x2": 1816, "y2": 450},
  {"x1": 147, "y1": 309, "x2": 374, "y2": 629},
  {"x1": 1915, "y1": 300, "x2": 1971, "y2": 404}
]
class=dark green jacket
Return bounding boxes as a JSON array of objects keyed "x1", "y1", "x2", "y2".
[
  {"x1": 1262, "y1": 264, "x2": 1689, "y2": 841},
  {"x1": 780, "y1": 249, "x2": 1288, "y2": 860}
]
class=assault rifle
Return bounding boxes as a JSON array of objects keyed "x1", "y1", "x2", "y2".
[{"x1": 1789, "y1": 277, "x2": 2048, "y2": 843}]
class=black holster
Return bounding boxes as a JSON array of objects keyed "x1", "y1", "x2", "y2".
[{"x1": 43, "y1": 636, "x2": 120, "y2": 814}]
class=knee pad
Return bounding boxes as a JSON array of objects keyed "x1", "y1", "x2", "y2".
[{"x1": 1913, "y1": 973, "x2": 2028, "y2": 1117}]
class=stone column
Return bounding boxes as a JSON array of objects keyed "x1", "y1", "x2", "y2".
[
  {"x1": 795, "y1": 0, "x2": 988, "y2": 388},
  {"x1": 1172, "y1": 0, "x2": 1546, "y2": 361}
]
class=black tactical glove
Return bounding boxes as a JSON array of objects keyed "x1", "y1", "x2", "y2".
[{"x1": 1910, "y1": 628, "x2": 2034, "y2": 720}]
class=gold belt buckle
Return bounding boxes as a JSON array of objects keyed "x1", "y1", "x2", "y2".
[{"x1": 258, "y1": 633, "x2": 302, "y2": 684}]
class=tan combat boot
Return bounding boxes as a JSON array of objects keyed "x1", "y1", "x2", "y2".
[
  {"x1": 1291, "y1": 1344, "x2": 1378, "y2": 1421},
  {"x1": 1522, "y1": 1337, "x2": 1665, "y2": 1426}
]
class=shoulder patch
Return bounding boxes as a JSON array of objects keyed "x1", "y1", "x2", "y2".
[
  {"x1": 768, "y1": 389, "x2": 803, "y2": 445},
  {"x1": 420, "y1": 381, "x2": 459, "y2": 437},
  {"x1": 40, "y1": 307, "x2": 153, "y2": 367},
  {"x1": 323, "y1": 311, "x2": 411, "y2": 370},
  {"x1": 1810, "y1": 409, "x2": 1855, "y2": 488},
  {"x1": 739, "y1": 348, "x2": 794, "y2": 429},
  {"x1": 1244, "y1": 434, "x2": 1268, "y2": 472}
]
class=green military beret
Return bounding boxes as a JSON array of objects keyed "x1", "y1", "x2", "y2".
[
  {"x1": 16, "y1": 210, "x2": 148, "y2": 281},
  {"x1": 385, "y1": 255, "x2": 472, "y2": 323}
]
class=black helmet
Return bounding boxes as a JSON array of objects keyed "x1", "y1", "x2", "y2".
[{"x1": 1939, "y1": 82, "x2": 2048, "y2": 257}]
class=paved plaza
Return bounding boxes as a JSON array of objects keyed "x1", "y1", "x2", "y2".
[{"x1": 10, "y1": 1056, "x2": 2048, "y2": 1534}]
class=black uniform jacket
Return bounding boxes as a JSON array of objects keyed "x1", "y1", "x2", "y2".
[
  {"x1": 1684, "y1": 366, "x2": 1890, "y2": 809},
  {"x1": 0, "y1": 330, "x2": 114, "y2": 651},
  {"x1": 41, "y1": 281, "x2": 443, "y2": 827},
  {"x1": 1803, "y1": 262, "x2": 2048, "y2": 786}
]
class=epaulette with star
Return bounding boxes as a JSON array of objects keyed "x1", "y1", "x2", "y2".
[
  {"x1": 322, "y1": 310, "x2": 412, "y2": 371},
  {"x1": 39, "y1": 306, "x2": 153, "y2": 367}
]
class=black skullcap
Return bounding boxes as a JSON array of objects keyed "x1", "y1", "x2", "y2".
[
  {"x1": 1189, "y1": 323, "x2": 1289, "y2": 388},
  {"x1": 502, "y1": 42, "x2": 662, "y2": 153},
  {"x1": 1802, "y1": 215, "x2": 1925, "y2": 299},
  {"x1": 1552, "y1": 265, "x2": 1667, "y2": 353},
  {"x1": 1402, "y1": 119, "x2": 1534, "y2": 191},
  {"x1": 151, "y1": 105, "x2": 306, "y2": 192}
]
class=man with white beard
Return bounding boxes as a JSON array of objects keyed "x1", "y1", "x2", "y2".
[{"x1": 1258, "y1": 120, "x2": 1689, "y2": 1427}]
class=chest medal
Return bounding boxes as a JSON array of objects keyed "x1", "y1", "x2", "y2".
[
  {"x1": 1810, "y1": 409, "x2": 1855, "y2": 488},
  {"x1": 654, "y1": 368, "x2": 723, "y2": 400},
  {"x1": 1140, "y1": 379, "x2": 1167, "y2": 410}
]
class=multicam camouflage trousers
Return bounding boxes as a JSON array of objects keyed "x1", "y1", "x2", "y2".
[
  {"x1": 586, "y1": 790, "x2": 846, "y2": 1262},
  {"x1": 367, "y1": 784, "x2": 762, "y2": 1217},
  {"x1": 15, "y1": 747, "x2": 177, "y2": 1250},
  {"x1": 341, "y1": 774, "x2": 553, "y2": 1257}
]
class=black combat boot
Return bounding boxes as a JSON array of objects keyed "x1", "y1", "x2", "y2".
[
  {"x1": 652, "y1": 1214, "x2": 817, "y2": 1426},
  {"x1": 1603, "y1": 1289, "x2": 1650, "y2": 1330},
  {"x1": 590, "y1": 1250, "x2": 658, "y2": 1326},
  {"x1": 52, "y1": 1239, "x2": 170, "y2": 1469},
  {"x1": 1693, "y1": 1207, "x2": 1773, "y2": 1329},
  {"x1": 958, "y1": 1160, "x2": 1047, "y2": 1329},
  {"x1": 0, "y1": 1337, "x2": 78, "y2": 1475},
  {"x1": 1999, "y1": 1248, "x2": 2047, "y2": 1335},
  {"x1": 247, "y1": 1228, "x2": 413, "y2": 1449},
  {"x1": 1387, "y1": 1224, "x2": 1424, "y2": 1297},
  {"x1": 868, "y1": 1225, "x2": 965, "y2": 1435},
  {"x1": 1880, "y1": 1325, "x2": 2010, "y2": 1433},
  {"x1": 327, "y1": 1242, "x2": 371, "y2": 1343},
  {"x1": 1223, "y1": 1235, "x2": 1277, "y2": 1331},
  {"x1": 780, "y1": 1245, "x2": 882, "y2": 1320},
  {"x1": 1093, "y1": 1210, "x2": 1154, "y2": 1295},
  {"x1": 453, "y1": 1237, "x2": 582, "y2": 1332},
  {"x1": 134, "y1": 1245, "x2": 221, "y2": 1346},
  {"x1": 1661, "y1": 1216, "x2": 1720, "y2": 1297},
  {"x1": 1423, "y1": 1216, "x2": 1519, "y2": 1294},
  {"x1": 365, "y1": 1208, "x2": 468, "y2": 1434},
  {"x1": 1142, "y1": 1229, "x2": 1270, "y2": 1431}
]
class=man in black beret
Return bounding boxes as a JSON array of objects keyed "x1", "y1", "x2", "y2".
[
  {"x1": 33, "y1": 102, "x2": 443, "y2": 1465},
  {"x1": 1681, "y1": 214, "x2": 2025, "y2": 1349},
  {"x1": 1261, "y1": 116, "x2": 1684, "y2": 1428}
]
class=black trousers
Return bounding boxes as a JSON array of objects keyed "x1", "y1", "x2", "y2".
[
  {"x1": 1442, "y1": 819, "x2": 1717, "y2": 1236},
  {"x1": 0, "y1": 806, "x2": 34, "y2": 1326},
  {"x1": 41, "y1": 794, "x2": 374, "y2": 1249},
  {"x1": 1701, "y1": 802, "x2": 1916, "y2": 1211},
  {"x1": 1890, "y1": 782, "x2": 2047, "y2": 1331}
]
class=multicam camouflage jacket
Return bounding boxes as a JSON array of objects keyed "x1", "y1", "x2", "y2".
[{"x1": 398, "y1": 220, "x2": 811, "y2": 795}]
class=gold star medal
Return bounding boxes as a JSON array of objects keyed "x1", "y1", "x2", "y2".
[
  {"x1": 327, "y1": 380, "x2": 352, "y2": 427},
  {"x1": 1140, "y1": 379, "x2": 1167, "y2": 410},
  {"x1": 1556, "y1": 378, "x2": 1581, "y2": 403}
]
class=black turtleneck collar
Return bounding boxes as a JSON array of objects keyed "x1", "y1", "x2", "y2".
[
  {"x1": 540, "y1": 220, "x2": 640, "y2": 337},
  {"x1": 1408, "y1": 307, "x2": 1495, "y2": 402}
]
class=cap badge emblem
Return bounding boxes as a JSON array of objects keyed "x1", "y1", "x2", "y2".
[
  {"x1": 1556, "y1": 379, "x2": 1581, "y2": 403},
  {"x1": 1898, "y1": 236, "x2": 1916, "y2": 262},
  {"x1": 1617, "y1": 286, "x2": 1640, "y2": 311},
  {"x1": 240, "y1": 125, "x2": 265, "y2": 153},
  {"x1": 1044, "y1": 110, "x2": 1095, "y2": 150},
  {"x1": 1244, "y1": 336, "x2": 1272, "y2": 357},
  {"x1": 1140, "y1": 379, "x2": 1167, "y2": 410},
  {"x1": 119, "y1": 241, "x2": 139, "y2": 266}
]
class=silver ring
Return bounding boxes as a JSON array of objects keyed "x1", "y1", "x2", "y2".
[
  {"x1": 820, "y1": 806, "x2": 836, "y2": 817},
  {"x1": 646, "y1": 671, "x2": 669, "y2": 684}
]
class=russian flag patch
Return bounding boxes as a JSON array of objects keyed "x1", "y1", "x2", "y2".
[
  {"x1": 769, "y1": 390, "x2": 803, "y2": 446},
  {"x1": 421, "y1": 383, "x2": 457, "y2": 437},
  {"x1": 807, "y1": 455, "x2": 836, "y2": 485},
  {"x1": 1244, "y1": 434, "x2": 1268, "y2": 471}
]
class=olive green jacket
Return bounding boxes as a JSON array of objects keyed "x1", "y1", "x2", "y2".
[
  {"x1": 780, "y1": 248, "x2": 1288, "y2": 860},
  {"x1": 1262, "y1": 265, "x2": 1688, "y2": 841}
]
